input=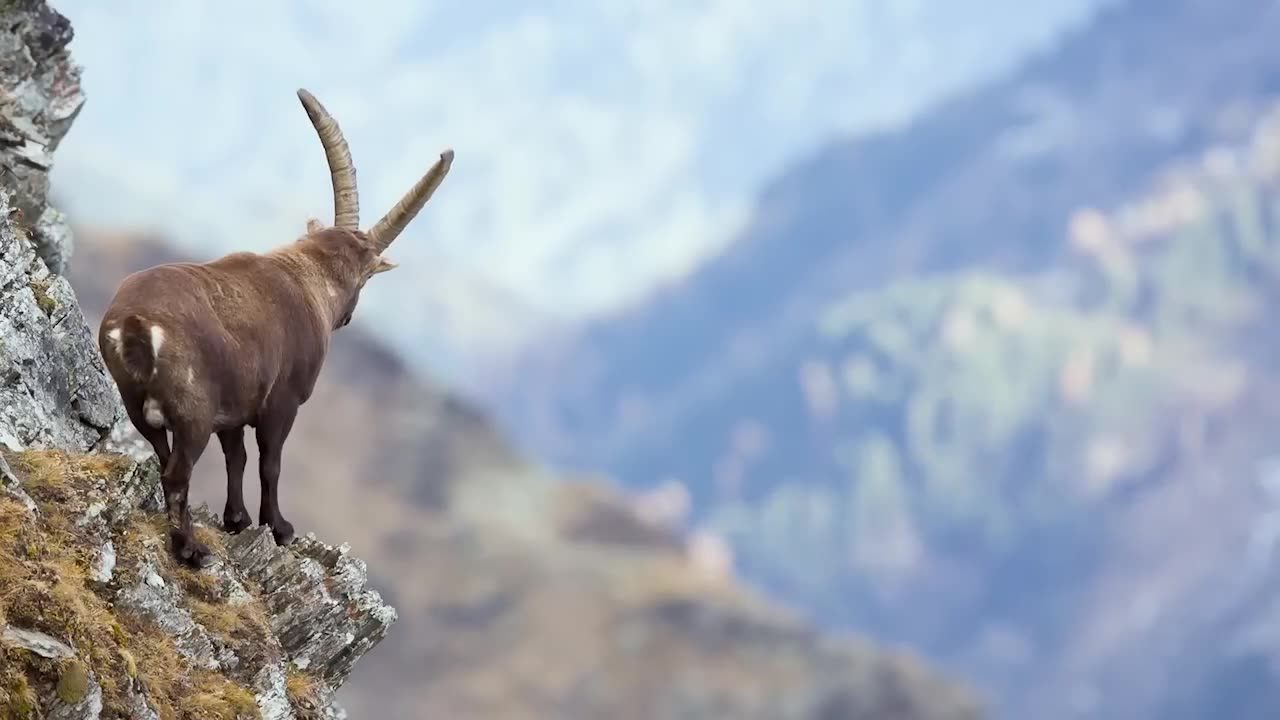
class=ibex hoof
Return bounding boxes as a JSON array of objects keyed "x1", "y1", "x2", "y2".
[
  {"x1": 174, "y1": 538, "x2": 214, "y2": 569},
  {"x1": 222, "y1": 507, "x2": 252, "y2": 534},
  {"x1": 272, "y1": 520, "x2": 296, "y2": 547}
]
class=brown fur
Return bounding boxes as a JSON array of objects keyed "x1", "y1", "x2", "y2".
[{"x1": 96, "y1": 89, "x2": 452, "y2": 567}]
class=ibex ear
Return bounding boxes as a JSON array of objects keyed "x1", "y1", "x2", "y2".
[
  {"x1": 305, "y1": 218, "x2": 324, "y2": 233},
  {"x1": 370, "y1": 256, "x2": 398, "y2": 275}
]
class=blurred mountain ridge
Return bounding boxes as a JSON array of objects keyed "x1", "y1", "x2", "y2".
[{"x1": 463, "y1": 0, "x2": 1280, "y2": 717}]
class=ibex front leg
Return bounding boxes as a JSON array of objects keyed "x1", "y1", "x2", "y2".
[
  {"x1": 255, "y1": 399, "x2": 298, "y2": 546},
  {"x1": 218, "y1": 428, "x2": 252, "y2": 534}
]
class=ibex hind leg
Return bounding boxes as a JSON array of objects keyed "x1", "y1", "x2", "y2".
[
  {"x1": 217, "y1": 428, "x2": 252, "y2": 534},
  {"x1": 164, "y1": 421, "x2": 214, "y2": 568},
  {"x1": 255, "y1": 400, "x2": 298, "y2": 546}
]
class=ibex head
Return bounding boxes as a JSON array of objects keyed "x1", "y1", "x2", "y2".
[{"x1": 293, "y1": 88, "x2": 454, "y2": 329}]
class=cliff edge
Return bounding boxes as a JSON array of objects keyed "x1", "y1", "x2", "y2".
[{"x1": 1, "y1": 447, "x2": 392, "y2": 719}]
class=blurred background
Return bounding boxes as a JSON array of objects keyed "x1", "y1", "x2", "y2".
[{"x1": 42, "y1": 0, "x2": 1280, "y2": 716}]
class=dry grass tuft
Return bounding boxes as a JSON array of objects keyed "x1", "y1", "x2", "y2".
[
  {"x1": 286, "y1": 668, "x2": 325, "y2": 719},
  {"x1": 116, "y1": 598, "x2": 265, "y2": 719},
  {"x1": 187, "y1": 673, "x2": 259, "y2": 719},
  {"x1": 8, "y1": 448, "x2": 131, "y2": 500},
  {"x1": 0, "y1": 450, "x2": 139, "y2": 715},
  {"x1": 176, "y1": 566, "x2": 224, "y2": 603},
  {"x1": 0, "y1": 668, "x2": 38, "y2": 718}
]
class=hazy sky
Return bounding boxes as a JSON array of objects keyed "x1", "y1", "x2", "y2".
[{"x1": 49, "y1": 0, "x2": 1106, "y2": 375}]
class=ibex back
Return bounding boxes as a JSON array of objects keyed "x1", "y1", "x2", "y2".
[{"x1": 98, "y1": 89, "x2": 453, "y2": 567}]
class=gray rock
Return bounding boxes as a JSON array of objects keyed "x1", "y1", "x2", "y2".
[
  {"x1": 0, "y1": 185, "x2": 123, "y2": 453},
  {"x1": 89, "y1": 539, "x2": 115, "y2": 583},
  {"x1": 0, "y1": 0, "x2": 84, "y2": 274},
  {"x1": 226, "y1": 528, "x2": 398, "y2": 687},
  {"x1": 2, "y1": 625, "x2": 75, "y2": 659},
  {"x1": 99, "y1": 419, "x2": 154, "y2": 464},
  {"x1": 120, "y1": 689, "x2": 161, "y2": 720},
  {"x1": 101, "y1": 454, "x2": 164, "y2": 521},
  {"x1": 0, "y1": 0, "x2": 123, "y2": 458},
  {"x1": 251, "y1": 662, "x2": 294, "y2": 720},
  {"x1": 34, "y1": 202, "x2": 72, "y2": 274},
  {"x1": 115, "y1": 552, "x2": 223, "y2": 670},
  {"x1": 42, "y1": 454, "x2": 384, "y2": 716}
]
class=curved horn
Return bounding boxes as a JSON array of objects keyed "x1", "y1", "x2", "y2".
[
  {"x1": 297, "y1": 88, "x2": 359, "y2": 229},
  {"x1": 366, "y1": 149, "x2": 454, "y2": 253}
]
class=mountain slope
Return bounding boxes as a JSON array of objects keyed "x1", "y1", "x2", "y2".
[{"x1": 474, "y1": 0, "x2": 1280, "y2": 717}]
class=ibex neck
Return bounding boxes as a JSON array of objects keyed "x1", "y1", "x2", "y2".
[{"x1": 265, "y1": 249, "x2": 354, "y2": 331}]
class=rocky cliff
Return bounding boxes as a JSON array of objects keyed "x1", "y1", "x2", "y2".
[
  {"x1": 0, "y1": 0, "x2": 114, "y2": 454},
  {"x1": 0, "y1": 1, "x2": 989, "y2": 718},
  {"x1": 0, "y1": 447, "x2": 392, "y2": 719}
]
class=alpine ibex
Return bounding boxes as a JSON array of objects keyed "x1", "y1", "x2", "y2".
[{"x1": 98, "y1": 89, "x2": 453, "y2": 567}]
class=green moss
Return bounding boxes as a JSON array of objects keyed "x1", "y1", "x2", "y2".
[
  {"x1": 26, "y1": 278, "x2": 56, "y2": 317},
  {"x1": 55, "y1": 660, "x2": 89, "y2": 704}
]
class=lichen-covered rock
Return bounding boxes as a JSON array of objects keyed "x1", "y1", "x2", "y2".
[
  {"x1": 0, "y1": 0, "x2": 83, "y2": 274},
  {"x1": 0, "y1": 183, "x2": 122, "y2": 452},
  {"x1": 3, "y1": 625, "x2": 75, "y2": 659},
  {"x1": 0, "y1": 0, "x2": 122, "y2": 456},
  {"x1": 228, "y1": 529, "x2": 397, "y2": 689},
  {"x1": 98, "y1": 418, "x2": 153, "y2": 464},
  {"x1": 0, "y1": 447, "x2": 393, "y2": 719}
]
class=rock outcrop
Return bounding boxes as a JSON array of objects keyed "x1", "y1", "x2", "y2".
[
  {"x1": 0, "y1": 185, "x2": 120, "y2": 452},
  {"x1": 0, "y1": 447, "x2": 394, "y2": 719},
  {"x1": 0, "y1": 0, "x2": 82, "y2": 275},
  {"x1": 0, "y1": 0, "x2": 118, "y2": 453}
]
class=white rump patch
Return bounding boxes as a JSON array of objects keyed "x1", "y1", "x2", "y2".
[
  {"x1": 143, "y1": 397, "x2": 166, "y2": 429},
  {"x1": 149, "y1": 325, "x2": 166, "y2": 379},
  {"x1": 106, "y1": 327, "x2": 123, "y2": 356},
  {"x1": 150, "y1": 325, "x2": 165, "y2": 355}
]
